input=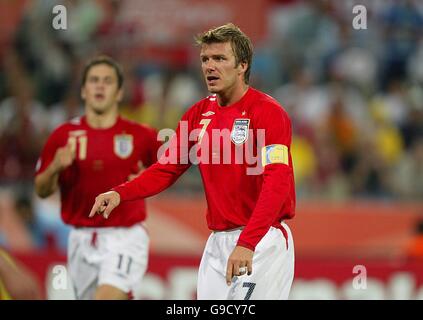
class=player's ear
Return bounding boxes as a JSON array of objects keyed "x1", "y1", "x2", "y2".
[
  {"x1": 237, "y1": 61, "x2": 247, "y2": 75},
  {"x1": 81, "y1": 86, "x2": 86, "y2": 100},
  {"x1": 116, "y1": 88, "x2": 124, "y2": 103}
]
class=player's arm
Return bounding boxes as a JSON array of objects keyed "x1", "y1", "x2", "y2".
[
  {"x1": 0, "y1": 249, "x2": 42, "y2": 300},
  {"x1": 35, "y1": 140, "x2": 75, "y2": 198},
  {"x1": 90, "y1": 161, "x2": 191, "y2": 219},
  {"x1": 226, "y1": 104, "x2": 294, "y2": 283},
  {"x1": 145, "y1": 126, "x2": 163, "y2": 166},
  {"x1": 90, "y1": 114, "x2": 193, "y2": 219},
  {"x1": 238, "y1": 105, "x2": 293, "y2": 250}
]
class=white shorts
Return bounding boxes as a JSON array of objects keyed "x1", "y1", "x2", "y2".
[
  {"x1": 68, "y1": 223, "x2": 149, "y2": 300},
  {"x1": 197, "y1": 222, "x2": 294, "y2": 300}
]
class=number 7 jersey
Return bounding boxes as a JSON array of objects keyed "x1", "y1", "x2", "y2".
[
  {"x1": 35, "y1": 116, "x2": 160, "y2": 227},
  {"x1": 114, "y1": 88, "x2": 296, "y2": 251}
]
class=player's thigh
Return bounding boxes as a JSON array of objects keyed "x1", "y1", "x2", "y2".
[
  {"x1": 67, "y1": 230, "x2": 99, "y2": 299},
  {"x1": 197, "y1": 234, "x2": 231, "y2": 300},
  {"x1": 98, "y1": 225, "x2": 149, "y2": 298},
  {"x1": 232, "y1": 226, "x2": 294, "y2": 300},
  {"x1": 94, "y1": 284, "x2": 128, "y2": 300}
]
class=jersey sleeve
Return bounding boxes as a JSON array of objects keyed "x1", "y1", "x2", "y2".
[
  {"x1": 113, "y1": 110, "x2": 195, "y2": 201},
  {"x1": 237, "y1": 101, "x2": 295, "y2": 251},
  {"x1": 35, "y1": 128, "x2": 62, "y2": 176},
  {"x1": 143, "y1": 126, "x2": 162, "y2": 168}
]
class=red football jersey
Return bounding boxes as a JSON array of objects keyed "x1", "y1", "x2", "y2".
[
  {"x1": 36, "y1": 116, "x2": 160, "y2": 227},
  {"x1": 115, "y1": 88, "x2": 296, "y2": 250}
]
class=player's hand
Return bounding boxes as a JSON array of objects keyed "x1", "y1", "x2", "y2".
[
  {"x1": 89, "y1": 191, "x2": 121, "y2": 219},
  {"x1": 127, "y1": 161, "x2": 145, "y2": 181},
  {"x1": 225, "y1": 245, "x2": 254, "y2": 286},
  {"x1": 52, "y1": 140, "x2": 75, "y2": 172}
]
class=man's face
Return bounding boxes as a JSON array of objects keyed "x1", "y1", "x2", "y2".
[
  {"x1": 200, "y1": 42, "x2": 245, "y2": 95},
  {"x1": 81, "y1": 64, "x2": 123, "y2": 114}
]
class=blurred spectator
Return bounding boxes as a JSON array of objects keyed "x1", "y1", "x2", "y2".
[
  {"x1": 0, "y1": 187, "x2": 69, "y2": 255},
  {"x1": 0, "y1": 190, "x2": 34, "y2": 252},
  {"x1": 331, "y1": 46, "x2": 378, "y2": 92},
  {"x1": 94, "y1": 0, "x2": 137, "y2": 58},
  {"x1": 121, "y1": 69, "x2": 199, "y2": 130},
  {"x1": 380, "y1": 0, "x2": 423, "y2": 86},
  {"x1": 310, "y1": 122, "x2": 350, "y2": 200},
  {"x1": 371, "y1": 79, "x2": 410, "y2": 128},
  {"x1": 13, "y1": 0, "x2": 105, "y2": 105},
  {"x1": 271, "y1": 0, "x2": 341, "y2": 80},
  {"x1": 15, "y1": 192, "x2": 70, "y2": 254},
  {"x1": 392, "y1": 138, "x2": 423, "y2": 199},
  {"x1": 401, "y1": 87, "x2": 423, "y2": 149},
  {"x1": 48, "y1": 87, "x2": 84, "y2": 132},
  {"x1": 350, "y1": 135, "x2": 392, "y2": 198},
  {"x1": 407, "y1": 40, "x2": 423, "y2": 83},
  {"x1": 370, "y1": 103, "x2": 404, "y2": 167},
  {"x1": 290, "y1": 135, "x2": 316, "y2": 197},
  {"x1": 32, "y1": 193, "x2": 70, "y2": 254},
  {"x1": 1, "y1": 0, "x2": 423, "y2": 202},
  {"x1": 0, "y1": 53, "x2": 48, "y2": 183},
  {"x1": 273, "y1": 67, "x2": 330, "y2": 131},
  {"x1": 0, "y1": 188, "x2": 70, "y2": 254},
  {"x1": 326, "y1": 94, "x2": 358, "y2": 174}
]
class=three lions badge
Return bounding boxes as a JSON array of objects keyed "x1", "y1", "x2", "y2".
[
  {"x1": 114, "y1": 134, "x2": 133, "y2": 159},
  {"x1": 231, "y1": 119, "x2": 250, "y2": 145}
]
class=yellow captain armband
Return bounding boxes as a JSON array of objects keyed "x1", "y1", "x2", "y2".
[{"x1": 261, "y1": 144, "x2": 289, "y2": 167}]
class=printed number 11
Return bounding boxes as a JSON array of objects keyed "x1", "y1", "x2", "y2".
[
  {"x1": 117, "y1": 254, "x2": 133, "y2": 274},
  {"x1": 68, "y1": 136, "x2": 87, "y2": 160}
]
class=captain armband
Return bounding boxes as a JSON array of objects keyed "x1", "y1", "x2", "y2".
[{"x1": 261, "y1": 144, "x2": 289, "y2": 167}]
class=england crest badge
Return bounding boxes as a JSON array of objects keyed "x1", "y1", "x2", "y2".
[
  {"x1": 231, "y1": 119, "x2": 250, "y2": 145},
  {"x1": 114, "y1": 134, "x2": 134, "y2": 159}
]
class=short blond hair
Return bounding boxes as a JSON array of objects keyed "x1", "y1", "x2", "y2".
[{"x1": 195, "y1": 23, "x2": 253, "y2": 84}]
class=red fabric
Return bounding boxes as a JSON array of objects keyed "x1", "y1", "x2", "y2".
[
  {"x1": 115, "y1": 88, "x2": 295, "y2": 250},
  {"x1": 36, "y1": 116, "x2": 160, "y2": 227},
  {"x1": 90, "y1": 231, "x2": 98, "y2": 248},
  {"x1": 406, "y1": 235, "x2": 423, "y2": 259}
]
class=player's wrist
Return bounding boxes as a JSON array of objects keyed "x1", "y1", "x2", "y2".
[
  {"x1": 50, "y1": 161, "x2": 64, "y2": 175},
  {"x1": 236, "y1": 240, "x2": 256, "y2": 252},
  {"x1": 112, "y1": 186, "x2": 127, "y2": 202},
  {"x1": 111, "y1": 191, "x2": 121, "y2": 205}
]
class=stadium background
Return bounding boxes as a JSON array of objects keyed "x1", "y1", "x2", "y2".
[{"x1": 1, "y1": 0, "x2": 423, "y2": 299}]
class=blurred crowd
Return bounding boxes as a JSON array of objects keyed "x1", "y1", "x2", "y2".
[{"x1": 0, "y1": 0, "x2": 422, "y2": 253}]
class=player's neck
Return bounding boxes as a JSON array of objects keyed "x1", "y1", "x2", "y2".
[
  {"x1": 217, "y1": 83, "x2": 249, "y2": 107},
  {"x1": 85, "y1": 108, "x2": 119, "y2": 129}
]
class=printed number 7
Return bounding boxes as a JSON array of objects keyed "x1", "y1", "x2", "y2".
[
  {"x1": 198, "y1": 119, "x2": 211, "y2": 143},
  {"x1": 243, "y1": 282, "x2": 256, "y2": 300}
]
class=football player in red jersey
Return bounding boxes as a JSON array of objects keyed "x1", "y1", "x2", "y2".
[
  {"x1": 90, "y1": 24, "x2": 296, "y2": 300},
  {"x1": 35, "y1": 56, "x2": 160, "y2": 300}
]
